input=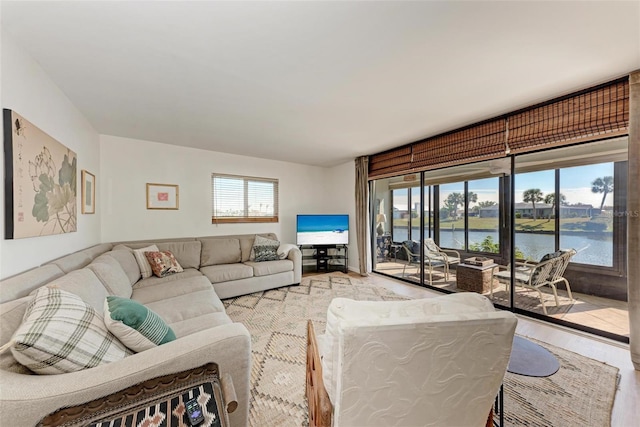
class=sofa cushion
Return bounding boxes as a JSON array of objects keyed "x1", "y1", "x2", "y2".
[
  {"x1": 104, "y1": 296, "x2": 176, "y2": 352},
  {"x1": 168, "y1": 312, "x2": 232, "y2": 338},
  {"x1": 245, "y1": 260, "x2": 294, "y2": 277},
  {"x1": 133, "y1": 269, "x2": 204, "y2": 290},
  {"x1": 200, "y1": 264, "x2": 253, "y2": 284},
  {"x1": 80, "y1": 243, "x2": 114, "y2": 261},
  {"x1": 132, "y1": 275, "x2": 217, "y2": 307},
  {"x1": 250, "y1": 235, "x2": 280, "y2": 261},
  {"x1": 87, "y1": 254, "x2": 133, "y2": 298},
  {"x1": 105, "y1": 249, "x2": 141, "y2": 285},
  {"x1": 0, "y1": 297, "x2": 33, "y2": 374},
  {"x1": 48, "y1": 251, "x2": 92, "y2": 273},
  {"x1": 200, "y1": 238, "x2": 241, "y2": 266},
  {"x1": 132, "y1": 245, "x2": 160, "y2": 279},
  {"x1": 144, "y1": 251, "x2": 184, "y2": 278},
  {"x1": 0, "y1": 264, "x2": 65, "y2": 304},
  {"x1": 8, "y1": 287, "x2": 131, "y2": 374},
  {"x1": 144, "y1": 288, "x2": 229, "y2": 335},
  {"x1": 156, "y1": 241, "x2": 202, "y2": 270},
  {"x1": 40, "y1": 269, "x2": 110, "y2": 315}
]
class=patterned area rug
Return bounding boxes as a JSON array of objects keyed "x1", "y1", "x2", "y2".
[{"x1": 223, "y1": 272, "x2": 618, "y2": 427}]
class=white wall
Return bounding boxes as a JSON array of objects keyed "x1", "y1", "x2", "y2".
[
  {"x1": 99, "y1": 135, "x2": 328, "y2": 244},
  {"x1": 324, "y1": 160, "x2": 364, "y2": 273},
  {"x1": 0, "y1": 32, "x2": 101, "y2": 279}
]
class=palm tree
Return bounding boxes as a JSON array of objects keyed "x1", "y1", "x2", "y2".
[
  {"x1": 522, "y1": 188, "x2": 544, "y2": 220},
  {"x1": 543, "y1": 193, "x2": 566, "y2": 221},
  {"x1": 591, "y1": 176, "x2": 614, "y2": 212}
]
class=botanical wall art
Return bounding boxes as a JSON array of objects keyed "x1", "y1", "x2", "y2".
[
  {"x1": 81, "y1": 170, "x2": 96, "y2": 214},
  {"x1": 3, "y1": 109, "x2": 77, "y2": 239},
  {"x1": 146, "y1": 183, "x2": 179, "y2": 210}
]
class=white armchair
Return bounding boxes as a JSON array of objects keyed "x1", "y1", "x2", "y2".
[{"x1": 306, "y1": 293, "x2": 517, "y2": 427}]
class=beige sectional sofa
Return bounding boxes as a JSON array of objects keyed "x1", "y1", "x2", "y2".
[{"x1": 0, "y1": 233, "x2": 301, "y2": 426}]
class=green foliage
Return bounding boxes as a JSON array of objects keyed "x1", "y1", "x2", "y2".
[
  {"x1": 469, "y1": 235, "x2": 525, "y2": 259},
  {"x1": 58, "y1": 155, "x2": 77, "y2": 195},
  {"x1": 30, "y1": 149, "x2": 77, "y2": 232}
]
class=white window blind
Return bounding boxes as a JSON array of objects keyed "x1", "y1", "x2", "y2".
[{"x1": 211, "y1": 173, "x2": 279, "y2": 223}]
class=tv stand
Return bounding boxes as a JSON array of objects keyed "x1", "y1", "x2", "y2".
[{"x1": 299, "y1": 244, "x2": 348, "y2": 274}]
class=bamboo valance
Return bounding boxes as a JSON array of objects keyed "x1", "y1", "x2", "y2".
[{"x1": 368, "y1": 76, "x2": 629, "y2": 179}]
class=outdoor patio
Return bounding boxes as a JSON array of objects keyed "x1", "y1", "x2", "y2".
[{"x1": 374, "y1": 260, "x2": 630, "y2": 338}]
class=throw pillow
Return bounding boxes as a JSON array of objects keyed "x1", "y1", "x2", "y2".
[
  {"x1": 250, "y1": 235, "x2": 280, "y2": 261},
  {"x1": 253, "y1": 245, "x2": 279, "y2": 262},
  {"x1": 143, "y1": 250, "x2": 184, "y2": 277},
  {"x1": 132, "y1": 244, "x2": 160, "y2": 279},
  {"x1": 6, "y1": 287, "x2": 131, "y2": 374},
  {"x1": 104, "y1": 296, "x2": 176, "y2": 352}
]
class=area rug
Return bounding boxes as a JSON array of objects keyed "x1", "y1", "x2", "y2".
[{"x1": 223, "y1": 272, "x2": 618, "y2": 427}]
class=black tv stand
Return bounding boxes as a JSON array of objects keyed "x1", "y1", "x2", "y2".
[{"x1": 299, "y1": 244, "x2": 348, "y2": 274}]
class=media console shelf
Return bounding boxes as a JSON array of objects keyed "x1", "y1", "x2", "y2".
[{"x1": 299, "y1": 244, "x2": 348, "y2": 274}]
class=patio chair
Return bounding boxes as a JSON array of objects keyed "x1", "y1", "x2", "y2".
[
  {"x1": 401, "y1": 240, "x2": 446, "y2": 284},
  {"x1": 491, "y1": 249, "x2": 576, "y2": 314},
  {"x1": 424, "y1": 238, "x2": 461, "y2": 280}
]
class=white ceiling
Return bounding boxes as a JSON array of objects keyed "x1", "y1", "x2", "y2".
[{"x1": 2, "y1": 1, "x2": 639, "y2": 167}]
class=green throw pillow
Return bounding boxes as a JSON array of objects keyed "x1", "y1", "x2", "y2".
[{"x1": 104, "y1": 296, "x2": 176, "y2": 352}]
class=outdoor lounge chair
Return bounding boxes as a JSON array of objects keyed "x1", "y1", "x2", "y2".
[
  {"x1": 423, "y1": 238, "x2": 461, "y2": 280},
  {"x1": 491, "y1": 249, "x2": 576, "y2": 314},
  {"x1": 401, "y1": 240, "x2": 446, "y2": 284}
]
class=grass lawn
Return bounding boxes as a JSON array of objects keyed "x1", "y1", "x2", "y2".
[{"x1": 394, "y1": 216, "x2": 612, "y2": 232}]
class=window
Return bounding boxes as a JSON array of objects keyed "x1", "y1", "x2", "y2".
[
  {"x1": 439, "y1": 182, "x2": 466, "y2": 250},
  {"x1": 211, "y1": 173, "x2": 278, "y2": 223}
]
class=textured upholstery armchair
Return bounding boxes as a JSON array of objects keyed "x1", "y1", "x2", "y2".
[{"x1": 306, "y1": 293, "x2": 517, "y2": 427}]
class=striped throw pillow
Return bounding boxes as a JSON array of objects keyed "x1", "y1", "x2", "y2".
[
  {"x1": 132, "y1": 244, "x2": 159, "y2": 279},
  {"x1": 8, "y1": 287, "x2": 131, "y2": 374},
  {"x1": 104, "y1": 296, "x2": 176, "y2": 352}
]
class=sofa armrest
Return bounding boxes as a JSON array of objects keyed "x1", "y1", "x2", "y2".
[
  {"x1": 0, "y1": 323, "x2": 251, "y2": 427},
  {"x1": 287, "y1": 245, "x2": 302, "y2": 284}
]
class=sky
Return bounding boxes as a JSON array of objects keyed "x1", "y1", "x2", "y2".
[{"x1": 391, "y1": 162, "x2": 615, "y2": 211}]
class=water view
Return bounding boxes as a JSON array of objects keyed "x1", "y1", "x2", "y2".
[{"x1": 392, "y1": 228, "x2": 613, "y2": 266}]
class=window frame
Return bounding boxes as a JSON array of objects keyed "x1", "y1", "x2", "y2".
[{"x1": 211, "y1": 173, "x2": 279, "y2": 224}]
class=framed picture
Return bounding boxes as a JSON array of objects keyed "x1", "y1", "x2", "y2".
[
  {"x1": 146, "y1": 183, "x2": 179, "y2": 210},
  {"x1": 81, "y1": 170, "x2": 96, "y2": 214},
  {"x1": 3, "y1": 109, "x2": 78, "y2": 238}
]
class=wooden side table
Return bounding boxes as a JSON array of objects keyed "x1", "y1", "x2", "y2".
[{"x1": 456, "y1": 263, "x2": 498, "y2": 294}]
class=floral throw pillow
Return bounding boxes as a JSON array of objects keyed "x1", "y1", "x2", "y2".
[{"x1": 143, "y1": 251, "x2": 184, "y2": 278}]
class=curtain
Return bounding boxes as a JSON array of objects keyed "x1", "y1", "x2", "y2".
[
  {"x1": 355, "y1": 156, "x2": 369, "y2": 276},
  {"x1": 628, "y1": 70, "x2": 640, "y2": 371}
]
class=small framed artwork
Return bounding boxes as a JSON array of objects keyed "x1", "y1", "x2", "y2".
[
  {"x1": 146, "y1": 183, "x2": 179, "y2": 210},
  {"x1": 81, "y1": 170, "x2": 96, "y2": 214}
]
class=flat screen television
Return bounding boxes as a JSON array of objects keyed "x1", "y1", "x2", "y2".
[{"x1": 296, "y1": 214, "x2": 349, "y2": 246}]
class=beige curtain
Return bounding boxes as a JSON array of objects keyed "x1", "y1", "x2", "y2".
[
  {"x1": 628, "y1": 70, "x2": 640, "y2": 371},
  {"x1": 355, "y1": 156, "x2": 369, "y2": 276}
]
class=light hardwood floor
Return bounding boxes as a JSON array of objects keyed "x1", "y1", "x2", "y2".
[{"x1": 357, "y1": 272, "x2": 640, "y2": 426}]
